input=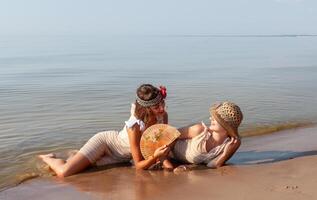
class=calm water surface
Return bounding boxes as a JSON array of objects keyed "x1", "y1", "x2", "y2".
[{"x1": 1, "y1": 35, "x2": 317, "y2": 190}]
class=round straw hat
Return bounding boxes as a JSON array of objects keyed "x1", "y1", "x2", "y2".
[
  {"x1": 210, "y1": 101, "x2": 243, "y2": 138},
  {"x1": 140, "y1": 124, "x2": 181, "y2": 159}
]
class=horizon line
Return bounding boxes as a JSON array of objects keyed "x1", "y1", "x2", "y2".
[{"x1": 153, "y1": 34, "x2": 317, "y2": 38}]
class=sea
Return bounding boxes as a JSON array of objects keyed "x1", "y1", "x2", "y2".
[{"x1": 1, "y1": 34, "x2": 317, "y2": 190}]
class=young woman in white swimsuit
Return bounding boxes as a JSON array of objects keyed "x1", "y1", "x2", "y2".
[
  {"x1": 173, "y1": 101, "x2": 243, "y2": 169},
  {"x1": 39, "y1": 84, "x2": 172, "y2": 177}
]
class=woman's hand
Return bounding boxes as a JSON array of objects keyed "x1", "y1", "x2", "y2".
[
  {"x1": 207, "y1": 137, "x2": 241, "y2": 168},
  {"x1": 153, "y1": 145, "x2": 170, "y2": 159},
  {"x1": 201, "y1": 121, "x2": 210, "y2": 134},
  {"x1": 223, "y1": 137, "x2": 240, "y2": 155}
]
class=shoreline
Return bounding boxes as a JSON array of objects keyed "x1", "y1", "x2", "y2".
[
  {"x1": 1, "y1": 125, "x2": 317, "y2": 199},
  {"x1": 1, "y1": 155, "x2": 317, "y2": 200}
]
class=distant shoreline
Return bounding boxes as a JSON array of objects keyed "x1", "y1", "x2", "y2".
[
  {"x1": 2, "y1": 34, "x2": 317, "y2": 38},
  {"x1": 156, "y1": 34, "x2": 317, "y2": 38}
]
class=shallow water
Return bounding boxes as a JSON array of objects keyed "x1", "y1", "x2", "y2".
[
  {"x1": 2, "y1": 125, "x2": 317, "y2": 200},
  {"x1": 1, "y1": 35, "x2": 317, "y2": 190}
]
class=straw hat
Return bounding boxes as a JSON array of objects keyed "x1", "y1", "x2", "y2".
[
  {"x1": 210, "y1": 101, "x2": 243, "y2": 138},
  {"x1": 140, "y1": 124, "x2": 181, "y2": 159}
]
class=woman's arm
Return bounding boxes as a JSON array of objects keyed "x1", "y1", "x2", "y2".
[
  {"x1": 127, "y1": 124, "x2": 169, "y2": 170},
  {"x1": 207, "y1": 137, "x2": 241, "y2": 168}
]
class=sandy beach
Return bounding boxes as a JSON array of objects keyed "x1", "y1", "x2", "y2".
[{"x1": 1, "y1": 125, "x2": 317, "y2": 200}]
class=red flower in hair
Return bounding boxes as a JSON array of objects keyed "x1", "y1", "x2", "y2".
[{"x1": 159, "y1": 86, "x2": 167, "y2": 99}]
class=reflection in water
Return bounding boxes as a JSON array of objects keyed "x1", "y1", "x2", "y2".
[
  {"x1": 55, "y1": 148, "x2": 317, "y2": 199},
  {"x1": 61, "y1": 167, "x2": 214, "y2": 200}
]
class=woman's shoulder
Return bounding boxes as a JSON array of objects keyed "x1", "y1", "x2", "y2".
[
  {"x1": 125, "y1": 115, "x2": 145, "y2": 130},
  {"x1": 125, "y1": 103, "x2": 145, "y2": 131}
]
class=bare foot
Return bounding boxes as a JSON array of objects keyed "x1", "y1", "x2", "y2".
[
  {"x1": 206, "y1": 160, "x2": 217, "y2": 168},
  {"x1": 66, "y1": 150, "x2": 78, "y2": 161},
  {"x1": 173, "y1": 165, "x2": 189, "y2": 174},
  {"x1": 162, "y1": 159, "x2": 174, "y2": 171},
  {"x1": 38, "y1": 153, "x2": 56, "y2": 161},
  {"x1": 67, "y1": 150, "x2": 78, "y2": 157}
]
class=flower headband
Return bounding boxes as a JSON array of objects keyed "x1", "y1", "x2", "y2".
[{"x1": 136, "y1": 85, "x2": 167, "y2": 107}]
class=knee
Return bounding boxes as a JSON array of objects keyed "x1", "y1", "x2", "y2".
[{"x1": 189, "y1": 123, "x2": 204, "y2": 137}]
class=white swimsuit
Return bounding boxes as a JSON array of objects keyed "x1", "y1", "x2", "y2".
[
  {"x1": 79, "y1": 103, "x2": 163, "y2": 166},
  {"x1": 173, "y1": 126, "x2": 230, "y2": 166}
]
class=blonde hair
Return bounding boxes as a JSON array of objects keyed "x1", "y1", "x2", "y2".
[{"x1": 210, "y1": 101, "x2": 243, "y2": 138}]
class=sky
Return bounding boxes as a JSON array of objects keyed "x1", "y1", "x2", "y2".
[{"x1": 0, "y1": 0, "x2": 316, "y2": 36}]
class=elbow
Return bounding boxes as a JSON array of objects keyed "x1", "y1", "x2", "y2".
[
  {"x1": 135, "y1": 163, "x2": 147, "y2": 170},
  {"x1": 214, "y1": 161, "x2": 224, "y2": 168},
  {"x1": 207, "y1": 159, "x2": 224, "y2": 168},
  {"x1": 212, "y1": 159, "x2": 224, "y2": 168},
  {"x1": 135, "y1": 166, "x2": 143, "y2": 170}
]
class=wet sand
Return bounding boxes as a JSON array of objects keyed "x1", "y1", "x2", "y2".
[{"x1": 1, "y1": 125, "x2": 317, "y2": 200}]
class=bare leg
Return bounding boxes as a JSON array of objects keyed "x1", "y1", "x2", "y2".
[
  {"x1": 66, "y1": 150, "x2": 79, "y2": 161},
  {"x1": 38, "y1": 153, "x2": 56, "y2": 159},
  {"x1": 161, "y1": 140, "x2": 178, "y2": 171},
  {"x1": 38, "y1": 152, "x2": 91, "y2": 178}
]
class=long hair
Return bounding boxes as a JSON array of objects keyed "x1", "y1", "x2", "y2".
[{"x1": 134, "y1": 84, "x2": 161, "y2": 126}]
